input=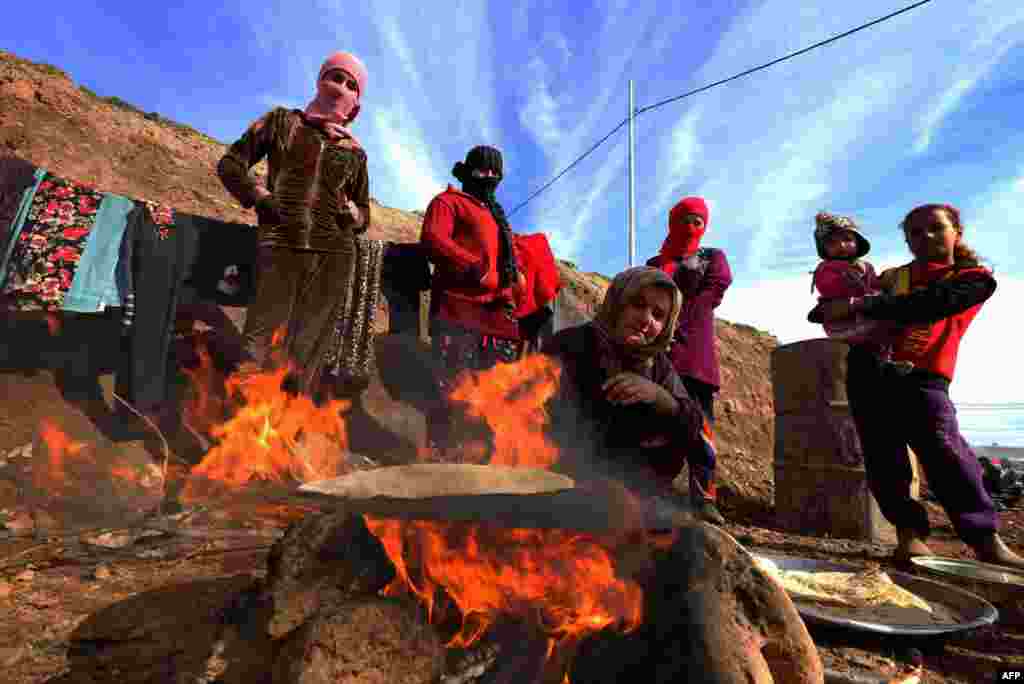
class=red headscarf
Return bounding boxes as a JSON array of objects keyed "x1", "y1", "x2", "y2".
[
  {"x1": 660, "y1": 196, "x2": 709, "y2": 259},
  {"x1": 304, "y1": 51, "x2": 368, "y2": 146}
]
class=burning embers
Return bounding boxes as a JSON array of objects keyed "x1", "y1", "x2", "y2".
[
  {"x1": 36, "y1": 418, "x2": 87, "y2": 493},
  {"x1": 359, "y1": 356, "x2": 647, "y2": 680},
  {"x1": 364, "y1": 517, "x2": 644, "y2": 651}
]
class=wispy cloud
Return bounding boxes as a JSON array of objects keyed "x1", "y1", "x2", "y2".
[
  {"x1": 370, "y1": 104, "x2": 446, "y2": 212},
  {"x1": 913, "y1": 32, "x2": 1020, "y2": 156},
  {"x1": 966, "y1": 172, "x2": 1024, "y2": 273},
  {"x1": 519, "y1": 56, "x2": 564, "y2": 148},
  {"x1": 644, "y1": 105, "x2": 703, "y2": 232}
]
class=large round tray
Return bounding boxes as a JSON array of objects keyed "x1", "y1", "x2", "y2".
[
  {"x1": 754, "y1": 552, "x2": 998, "y2": 636},
  {"x1": 909, "y1": 555, "x2": 1024, "y2": 608}
]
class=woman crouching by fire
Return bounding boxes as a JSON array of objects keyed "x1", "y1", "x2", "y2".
[{"x1": 543, "y1": 266, "x2": 724, "y2": 526}]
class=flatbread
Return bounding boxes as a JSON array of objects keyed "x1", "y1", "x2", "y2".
[
  {"x1": 298, "y1": 464, "x2": 576, "y2": 500},
  {"x1": 755, "y1": 557, "x2": 933, "y2": 614}
]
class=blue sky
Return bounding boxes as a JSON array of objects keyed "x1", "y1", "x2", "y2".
[{"x1": 4, "y1": 0, "x2": 1023, "y2": 443}]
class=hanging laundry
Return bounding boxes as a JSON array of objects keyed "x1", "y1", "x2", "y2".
[
  {"x1": 0, "y1": 156, "x2": 40, "y2": 256},
  {"x1": 0, "y1": 166, "x2": 46, "y2": 290},
  {"x1": 380, "y1": 241, "x2": 431, "y2": 335},
  {"x1": 114, "y1": 200, "x2": 198, "y2": 413},
  {"x1": 511, "y1": 232, "x2": 561, "y2": 319},
  {"x1": 115, "y1": 208, "x2": 136, "y2": 330},
  {"x1": 1, "y1": 172, "x2": 106, "y2": 311},
  {"x1": 320, "y1": 235, "x2": 386, "y2": 396},
  {"x1": 180, "y1": 212, "x2": 258, "y2": 305},
  {"x1": 510, "y1": 232, "x2": 561, "y2": 343},
  {"x1": 63, "y1": 193, "x2": 134, "y2": 313}
]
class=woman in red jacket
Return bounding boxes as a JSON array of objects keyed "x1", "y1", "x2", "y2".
[{"x1": 419, "y1": 146, "x2": 527, "y2": 454}]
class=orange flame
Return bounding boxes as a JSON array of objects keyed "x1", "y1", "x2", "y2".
[
  {"x1": 270, "y1": 325, "x2": 287, "y2": 350},
  {"x1": 36, "y1": 419, "x2": 87, "y2": 491},
  {"x1": 364, "y1": 516, "x2": 643, "y2": 650},
  {"x1": 181, "y1": 355, "x2": 353, "y2": 502},
  {"x1": 364, "y1": 355, "x2": 644, "y2": 677},
  {"x1": 446, "y1": 354, "x2": 562, "y2": 468}
]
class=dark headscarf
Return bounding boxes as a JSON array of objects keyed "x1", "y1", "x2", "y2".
[
  {"x1": 453, "y1": 146, "x2": 519, "y2": 290},
  {"x1": 591, "y1": 267, "x2": 683, "y2": 376}
]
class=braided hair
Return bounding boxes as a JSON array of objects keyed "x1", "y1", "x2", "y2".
[{"x1": 452, "y1": 146, "x2": 519, "y2": 289}]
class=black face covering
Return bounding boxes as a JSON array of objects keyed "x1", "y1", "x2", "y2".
[
  {"x1": 461, "y1": 175, "x2": 501, "y2": 204},
  {"x1": 453, "y1": 148, "x2": 519, "y2": 293}
]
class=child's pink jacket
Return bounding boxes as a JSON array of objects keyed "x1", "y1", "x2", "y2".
[{"x1": 811, "y1": 260, "x2": 887, "y2": 345}]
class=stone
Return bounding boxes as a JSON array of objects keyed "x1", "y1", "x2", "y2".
[
  {"x1": 2, "y1": 510, "x2": 34, "y2": 536},
  {"x1": 347, "y1": 334, "x2": 439, "y2": 463},
  {"x1": 0, "y1": 80, "x2": 35, "y2": 102},
  {"x1": 0, "y1": 644, "x2": 29, "y2": 668},
  {"x1": 63, "y1": 575, "x2": 267, "y2": 684},
  {"x1": 271, "y1": 597, "x2": 444, "y2": 684},
  {"x1": 261, "y1": 509, "x2": 396, "y2": 640},
  {"x1": 31, "y1": 508, "x2": 58, "y2": 533},
  {"x1": 570, "y1": 523, "x2": 823, "y2": 684}
]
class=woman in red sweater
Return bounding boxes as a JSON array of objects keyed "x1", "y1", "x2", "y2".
[
  {"x1": 419, "y1": 146, "x2": 526, "y2": 454},
  {"x1": 817, "y1": 203, "x2": 1024, "y2": 569}
]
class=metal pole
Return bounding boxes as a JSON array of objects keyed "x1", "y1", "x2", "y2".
[{"x1": 628, "y1": 79, "x2": 637, "y2": 267}]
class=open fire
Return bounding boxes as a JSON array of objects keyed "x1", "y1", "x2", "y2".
[
  {"x1": 10, "y1": 330, "x2": 827, "y2": 684},
  {"x1": 364, "y1": 517, "x2": 644, "y2": 651},
  {"x1": 362, "y1": 356, "x2": 649, "y2": 681},
  {"x1": 179, "y1": 333, "x2": 354, "y2": 502},
  {"x1": 58, "y1": 335, "x2": 657, "y2": 681}
]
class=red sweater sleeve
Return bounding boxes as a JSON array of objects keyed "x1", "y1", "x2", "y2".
[{"x1": 420, "y1": 195, "x2": 484, "y2": 280}]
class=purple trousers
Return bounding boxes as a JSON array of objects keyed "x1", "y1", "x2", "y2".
[{"x1": 846, "y1": 346, "x2": 997, "y2": 545}]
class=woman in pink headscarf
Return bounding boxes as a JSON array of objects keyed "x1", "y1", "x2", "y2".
[{"x1": 218, "y1": 51, "x2": 373, "y2": 397}]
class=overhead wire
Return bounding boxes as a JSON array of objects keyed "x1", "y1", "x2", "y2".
[{"x1": 507, "y1": 0, "x2": 936, "y2": 218}]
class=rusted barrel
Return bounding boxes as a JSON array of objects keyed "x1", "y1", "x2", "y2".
[{"x1": 771, "y1": 338, "x2": 919, "y2": 542}]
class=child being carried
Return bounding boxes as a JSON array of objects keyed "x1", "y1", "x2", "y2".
[{"x1": 810, "y1": 211, "x2": 892, "y2": 354}]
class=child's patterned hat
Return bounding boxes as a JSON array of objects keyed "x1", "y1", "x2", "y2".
[{"x1": 814, "y1": 211, "x2": 870, "y2": 259}]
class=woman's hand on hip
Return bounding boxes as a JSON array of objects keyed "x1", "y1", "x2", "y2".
[
  {"x1": 254, "y1": 193, "x2": 281, "y2": 225},
  {"x1": 338, "y1": 199, "x2": 363, "y2": 229}
]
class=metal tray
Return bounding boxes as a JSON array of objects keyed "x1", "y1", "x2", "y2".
[
  {"x1": 909, "y1": 555, "x2": 1024, "y2": 607},
  {"x1": 754, "y1": 553, "x2": 998, "y2": 636}
]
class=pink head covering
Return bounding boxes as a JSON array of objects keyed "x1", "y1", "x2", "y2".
[{"x1": 304, "y1": 51, "x2": 368, "y2": 146}]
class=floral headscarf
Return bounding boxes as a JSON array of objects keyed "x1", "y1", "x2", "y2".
[{"x1": 592, "y1": 266, "x2": 682, "y2": 375}]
